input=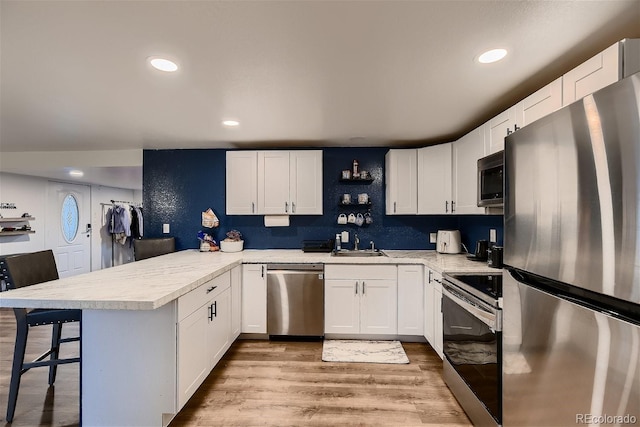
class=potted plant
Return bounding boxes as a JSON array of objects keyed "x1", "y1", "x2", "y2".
[{"x1": 220, "y1": 229, "x2": 244, "y2": 252}]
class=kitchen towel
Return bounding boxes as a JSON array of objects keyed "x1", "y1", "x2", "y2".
[{"x1": 321, "y1": 340, "x2": 409, "y2": 364}]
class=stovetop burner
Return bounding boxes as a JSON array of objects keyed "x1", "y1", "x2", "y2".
[{"x1": 448, "y1": 274, "x2": 502, "y2": 300}]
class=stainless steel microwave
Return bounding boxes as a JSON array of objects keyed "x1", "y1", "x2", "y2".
[{"x1": 477, "y1": 150, "x2": 503, "y2": 207}]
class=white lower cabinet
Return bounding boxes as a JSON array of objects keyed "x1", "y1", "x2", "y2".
[
  {"x1": 230, "y1": 265, "x2": 242, "y2": 340},
  {"x1": 423, "y1": 267, "x2": 443, "y2": 359},
  {"x1": 241, "y1": 263, "x2": 267, "y2": 333},
  {"x1": 397, "y1": 265, "x2": 424, "y2": 336},
  {"x1": 324, "y1": 265, "x2": 397, "y2": 335},
  {"x1": 176, "y1": 271, "x2": 232, "y2": 409}
]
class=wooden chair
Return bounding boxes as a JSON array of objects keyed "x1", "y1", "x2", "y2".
[
  {"x1": 0, "y1": 250, "x2": 81, "y2": 422},
  {"x1": 133, "y1": 237, "x2": 176, "y2": 261}
]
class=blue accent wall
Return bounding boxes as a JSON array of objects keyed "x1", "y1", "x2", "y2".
[{"x1": 143, "y1": 148, "x2": 503, "y2": 251}]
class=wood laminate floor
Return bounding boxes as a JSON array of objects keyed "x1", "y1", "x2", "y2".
[{"x1": 0, "y1": 308, "x2": 470, "y2": 426}]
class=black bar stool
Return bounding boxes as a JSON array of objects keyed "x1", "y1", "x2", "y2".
[
  {"x1": 0, "y1": 250, "x2": 81, "y2": 423},
  {"x1": 133, "y1": 237, "x2": 176, "y2": 261}
]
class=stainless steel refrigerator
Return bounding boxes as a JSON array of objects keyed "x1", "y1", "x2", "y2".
[{"x1": 503, "y1": 72, "x2": 640, "y2": 426}]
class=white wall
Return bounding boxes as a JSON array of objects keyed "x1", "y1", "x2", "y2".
[{"x1": 0, "y1": 172, "x2": 141, "y2": 271}]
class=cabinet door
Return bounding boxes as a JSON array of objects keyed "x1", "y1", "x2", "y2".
[
  {"x1": 177, "y1": 303, "x2": 209, "y2": 408},
  {"x1": 241, "y1": 264, "x2": 267, "y2": 333},
  {"x1": 385, "y1": 149, "x2": 417, "y2": 214},
  {"x1": 417, "y1": 144, "x2": 452, "y2": 214},
  {"x1": 230, "y1": 265, "x2": 242, "y2": 340},
  {"x1": 397, "y1": 265, "x2": 424, "y2": 336},
  {"x1": 424, "y1": 270, "x2": 435, "y2": 347},
  {"x1": 563, "y1": 42, "x2": 620, "y2": 106},
  {"x1": 324, "y1": 279, "x2": 360, "y2": 334},
  {"x1": 208, "y1": 288, "x2": 231, "y2": 368},
  {"x1": 289, "y1": 150, "x2": 323, "y2": 215},
  {"x1": 360, "y1": 279, "x2": 397, "y2": 335},
  {"x1": 258, "y1": 151, "x2": 290, "y2": 214},
  {"x1": 226, "y1": 151, "x2": 258, "y2": 215},
  {"x1": 452, "y1": 127, "x2": 485, "y2": 214},
  {"x1": 485, "y1": 107, "x2": 517, "y2": 154},
  {"x1": 517, "y1": 77, "x2": 562, "y2": 127},
  {"x1": 432, "y1": 271, "x2": 444, "y2": 359}
]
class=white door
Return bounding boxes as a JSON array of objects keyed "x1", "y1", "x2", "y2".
[{"x1": 46, "y1": 181, "x2": 91, "y2": 278}]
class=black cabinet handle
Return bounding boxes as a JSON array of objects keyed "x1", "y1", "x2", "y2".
[
  {"x1": 206, "y1": 285, "x2": 217, "y2": 294},
  {"x1": 212, "y1": 301, "x2": 217, "y2": 318}
]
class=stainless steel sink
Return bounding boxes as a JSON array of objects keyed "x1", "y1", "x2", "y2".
[{"x1": 332, "y1": 249, "x2": 386, "y2": 257}]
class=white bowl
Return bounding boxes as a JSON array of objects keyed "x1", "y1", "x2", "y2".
[{"x1": 220, "y1": 240, "x2": 244, "y2": 252}]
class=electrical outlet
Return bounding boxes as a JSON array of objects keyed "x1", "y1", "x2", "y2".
[
  {"x1": 489, "y1": 229, "x2": 497, "y2": 243},
  {"x1": 163, "y1": 223, "x2": 170, "y2": 234},
  {"x1": 429, "y1": 232, "x2": 437, "y2": 244}
]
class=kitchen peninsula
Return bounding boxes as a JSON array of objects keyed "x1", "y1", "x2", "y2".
[{"x1": 0, "y1": 249, "x2": 497, "y2": 426}]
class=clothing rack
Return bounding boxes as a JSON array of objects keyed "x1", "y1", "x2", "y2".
[{"x1": 102, "y1": 200, "x2": 144, "y2": 267}]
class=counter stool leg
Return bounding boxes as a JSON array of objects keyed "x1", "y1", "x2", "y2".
[
  {"x1": 48, "y1": 323, "x2": 63, "y2": 385},
  {"x1": 7, "y1": 320, "x2": 28, "y2": 423}
]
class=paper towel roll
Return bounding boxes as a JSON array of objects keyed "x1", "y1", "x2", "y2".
[{"x1": 264, "y1": 215, "x2": 290, "y2": 227}]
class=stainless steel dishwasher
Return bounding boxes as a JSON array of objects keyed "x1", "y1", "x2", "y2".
[{"x1": 267, "y1": 264, "x2": 324, "y2": 338}]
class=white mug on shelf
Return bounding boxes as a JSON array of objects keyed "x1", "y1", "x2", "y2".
[
  {"x1": 347, "y1": 213, "x2": 356, "y2": 223},
  {"x1": 337, "y1": 214, "x2": 348, "y2": 224}
]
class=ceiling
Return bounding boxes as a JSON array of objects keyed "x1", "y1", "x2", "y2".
[{"x1": 1, "y1": 0, "x2": 640, "y2": 190}]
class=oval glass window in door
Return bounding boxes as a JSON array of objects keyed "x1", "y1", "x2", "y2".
[{"x1": 61, "y1": 194, "x2": 80, "y2": 243}]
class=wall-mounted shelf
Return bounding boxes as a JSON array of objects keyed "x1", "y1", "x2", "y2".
[
  {"x1": 339, "y1": 178, "x2": 374, "y2": 184},
  {"x1": 0, "y1": 216, "x2": 35, "y2": 236},
  {"x1": 0, "y1": 230, "x2": 36, "y2": 236},
  {"x1": 0, "y1": 216, "x2": 35, "y2": 222},
  {"x1": 338, "y1": 202, "x2": 372, "y2": 208}
]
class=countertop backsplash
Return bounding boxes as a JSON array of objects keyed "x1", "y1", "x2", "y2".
[{"x1": 143, "y1": 147, "x2": 503, "y2": 252}]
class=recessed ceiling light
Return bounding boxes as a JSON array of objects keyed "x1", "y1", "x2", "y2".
[
  {"x1": 478, "y1": 48, "x2": 508, "y2": 64},
  {"x1": 222, "y1": 120, "x2": 240, "y2": 127},
  {"x1": 69, "y1": 170, "x2": 84, "y2": 177},
  {"x1": 149, "y1": 57, "x2": 178, "y2": 72}
]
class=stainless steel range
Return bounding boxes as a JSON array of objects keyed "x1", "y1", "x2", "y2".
[{"x1": 442, "y1": 273, "x2": 503, "y2": 426}]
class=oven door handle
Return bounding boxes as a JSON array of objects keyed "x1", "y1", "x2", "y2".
[{"x1": 442, "y1": 285, "x2": 502, "y2": 331}]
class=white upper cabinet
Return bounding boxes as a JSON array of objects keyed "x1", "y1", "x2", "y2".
[
  {"x1": 517, "y1": 77, "x2": 563, "y2": 127},
  {"x1": 452, "y1": 127, "x2": 485, "y2": 214},
  {"x1": 417, "y1": 144, "x2": 452, "y2": 215},
  {"x1": 563, "y1": 42, "x2": 617, "y2": 106},
  {"x1": 563, "y1": 39, "x2": 640, "y2": 106},
  {"x1": 385, "y1": 149, "x2": 418, "y2": 214},
  {"x1": 258, "y1": 151, "x2": 291, "y2": 214},
  {"x1": 484, "y1": 107, "x2": 517, "y2": 154},
  {"x1": 289, "y1": 151, "x2": 323, "y2": 215},
  {"x1": 227, "y1": 150, "x2": 323, "y2": 215},
  {"x1": 226, "y1": 151, "x2": 258, "y2": 215}
]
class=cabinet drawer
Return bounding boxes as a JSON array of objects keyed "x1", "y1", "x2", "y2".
[
  {"x1": 178, "y1": 271, "x2": 231, "y2": 321},
  {"x1": 324, "y1": 264, "x2": 397, "y2": 280}
]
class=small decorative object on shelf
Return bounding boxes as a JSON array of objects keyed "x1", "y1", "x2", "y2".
[
  {"x1": 352, "y1": 159, "x2": 360, "y2": 178},
  {"x1": 221, "y1": 229, "x2": 244, "y2": 252}
]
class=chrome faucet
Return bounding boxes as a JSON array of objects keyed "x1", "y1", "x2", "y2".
[
  {"x1": 354, "y1": 234, "x2": 360, "y2": 251},
  {"x1": 370, "y1": 240, "x2": 375, "y2": 252}
]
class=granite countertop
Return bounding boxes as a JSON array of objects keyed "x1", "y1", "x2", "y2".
[{"x1": 0, "y1": 249, "x2": 500, "y2": 311}]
